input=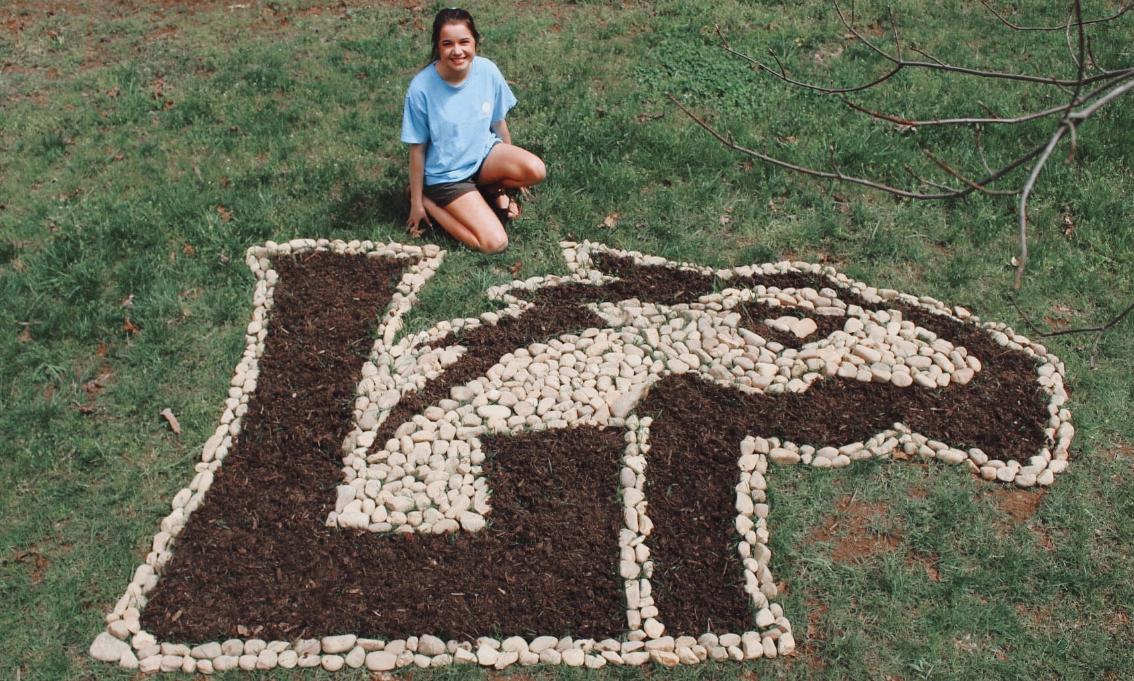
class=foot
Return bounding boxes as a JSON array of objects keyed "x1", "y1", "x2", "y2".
[{"x1": 485, "y1": 187, "x2": 521, "y2": 222}]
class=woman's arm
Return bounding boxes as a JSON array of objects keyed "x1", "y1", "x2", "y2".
[
  {"x1": 407, "y1": 143, "x2": 430, "y2": 233},
  {"x1": 491, "y1": 119, "x2": 512, "y2": 146}
]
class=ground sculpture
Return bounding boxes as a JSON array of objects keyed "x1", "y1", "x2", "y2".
[{"x1": 90, "y1": 238, "x2": 1073, "y2": 672}]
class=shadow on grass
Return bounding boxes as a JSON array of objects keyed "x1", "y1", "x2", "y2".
[{"x1": 327, "y1": 185, "x2": 406, "y2": 231}]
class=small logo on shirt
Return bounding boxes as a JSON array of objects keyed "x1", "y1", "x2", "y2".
[{"x1": 481, "y1": 101, "x2": 491, "y2": 117}]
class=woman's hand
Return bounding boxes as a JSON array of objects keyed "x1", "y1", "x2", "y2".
[{"x1": 407, "y1": 202, "x2": 431, "y2": 237}]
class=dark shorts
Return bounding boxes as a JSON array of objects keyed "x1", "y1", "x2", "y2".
[{"x1": 422, "y1": 141, "x2": 499, "y2": 207}]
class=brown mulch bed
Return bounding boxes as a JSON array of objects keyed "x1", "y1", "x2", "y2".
[
  {"x1": 141, "y1": 249, "x2": 1052, "y2": 643},
  {"x1": 143, "y1": 252, "x2": 625, "y2": 642}
]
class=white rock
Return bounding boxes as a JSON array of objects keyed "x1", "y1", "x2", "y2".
[
  {"x1": 377, "y1": 390, "x2": 401, "y2": 410},
  {"x1": 460, "y1": 511, "x2": 486, "y2": 532},
  {"x1": 91, "y1": 633, "x2": 132, "y2": 663},
  {"x1": 321, "y1": 655, "x2": 344, "y2": 671},
  {"x1": 538, "y1": 648, "x2": 561, "y2": 664},
  {"x1": 477, "y1": 404, "x2": 511, "y2": 420},
  {"x1": 529, "y1": 636, "x2": 558, "y2": 653},
  {"x1": 561, "y1": 648, "x2": 585, "y2": 666},
  {"x1": 477, "y1": 645, "x2": 499, "y2": 666},
  {"x1": 321, "y1": 635, "x2": 357, "y2": 654},
  {"x1": 650, "y1": 650, "x2": 679, "y2": 667},
  {"x1": 345, "y1": 646, "x2": 366, "y2": 668},
  {"x1": 418, "y1": 635, "x2": 445, "y2": 656}
]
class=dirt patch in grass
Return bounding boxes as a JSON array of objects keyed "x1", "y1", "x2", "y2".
[
  {"x1": 990, "y1": 487, "x2": 1046, "y2": 523},
  {"x1": 808, "y1": 496, "x2": 902, "y2": 564}
]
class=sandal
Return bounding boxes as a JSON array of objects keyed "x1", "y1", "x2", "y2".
[{"x1": 484, "y1": 186, "x2": 521, "y2": 223}]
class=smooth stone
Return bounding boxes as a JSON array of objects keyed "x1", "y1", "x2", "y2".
[
  {"x1": 477, "y1": 404, "x2": 511, "y2": 420},
  {"x1": 321, "y1": 634, "x2": 357, "y2": 654},
  {"x1": 453, "y1": 648, "x2": 478, "y2": 664},
  {"x1": 538, "y1": 649, "x2": 561, "y2": 664},
  {"x1": 494, "y1": 650, "x2": 520, "y2": 669},
  {"x1": 650, "y1": 650, "x2": 680, "y2": 667},
  {"x1": 256, "y1": 650, "x2": 278, "y2": 670},
  {"x1": 191, "y1": 642, "x2": 222, "y2": 659},
  {"x1": 459, "y1": 511, "x2": 486, "y2": 532},
  {"x1": 213, "y1": 656, "x2": 237, "y2": 671},
  {"x1": 561, "y1": 648, "x2": 585, "y2": 666},
  {"x1": 321, "y1": 655, "x2": 345, "y2": 671},
  {"x1": 220, "y1": 639, "x2": 244, "y2": 656},
  {"x1": 418, "y1": 635, "x2": 445, "y2": 656},
  {"x1": 366, "y1": 651, "x2": 397, "y2": 671},
  {"x1": 529, "y1": 636, "x2": 558, "y2": 654},
  {"x1": 643, "y1": 618, "x2": 665, "y2": 639},
  {"x1": 345, "y1": 646, "x2": 366, "y2": 668},
  {"x1": 477, "y1": 645, "x2": 499, "y2": 666},
  {"x1": 377, "y1": 390, "x2": 401, "y2": 410},
  {"x1": 91, "y1": 633, "x2": 133, "y2": 662}
]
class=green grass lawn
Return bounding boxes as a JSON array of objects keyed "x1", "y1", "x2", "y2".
[{"x1": 2, "y1": 1, "x2": 1132, "y2": 678}]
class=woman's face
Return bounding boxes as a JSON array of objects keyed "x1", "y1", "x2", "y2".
[{"x1": 436, "y1": 21, "x2": 476, "y2": 78}]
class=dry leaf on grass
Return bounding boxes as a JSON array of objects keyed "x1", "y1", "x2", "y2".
[
  {"x1": 160, "y1": 408, "x2": 181, "y2": 435},
  {"x1": 120, "y1": 294, "x2": 134, "y2": 308},
  {"x1": 1062, "y1": 212, "x2": 1076, "y2": 238},
  {"x1": 601, "y1": 212, "x2": 620, "y2": 229},
  {"x1": 123, "y1": 318, "x2": 140, "y2": 335},
  {"x1": 216, "y1": 205, "x2": 232, "y2": 222},
  {"x1": 509, "y1": 260, "x2": 523, "y2": 276}
]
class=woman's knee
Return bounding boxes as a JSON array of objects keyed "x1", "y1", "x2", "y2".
[
  {"x1": 525, "y1": 156, "x2": 547, "y2": 185},
  {"x1": 480, "y1": 230, "x2": 508, "y2": 253}
]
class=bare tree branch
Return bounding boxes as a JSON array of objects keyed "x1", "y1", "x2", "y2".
[
  {"x1": 839, "y1": 76, "x2": 1122, "y2": 128},
  {"x1": 691, "y1": 1, "x2": 1131, "y2": 337},
  {"x1": 830, "y1": 0, "x2": 1132, "y2": 87},
  {"x1": 667, "y1": 92, "x2": 1048, "y2": 201},
  {"x1": 1014, "y1": 123, "x2": 1068, "y2": 289},
  {"x1": 981, "y1": 0, "x2": 1131, "y2": 32},
  {"x1": 1008, "y1": 296, "x2": 1134, "y2": 369}
]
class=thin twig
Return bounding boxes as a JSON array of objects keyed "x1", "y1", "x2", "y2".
[
  {"x1": 974, "y1": 125, "x2": 994, "y2": 174},
  {"x1": 1007, "y1": 296, "x2": 1133, "y2": 368},
  {"x1": 922, "y1": 149, "x2": 1019, "y2": 196},
  {"x1": 980, "y1": 0, "x2": 1131, "y2": 31},
  {"x1": 1038, "y1": 300, "x2": 1134, "y2": 338}
]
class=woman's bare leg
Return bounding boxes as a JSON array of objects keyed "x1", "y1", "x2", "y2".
[
  {"x1": 423, "y1": 192, "x2": 508, "y2": 253},
  {"x1": 477, "y1": 144, "x2": 546, "y2": 218}
]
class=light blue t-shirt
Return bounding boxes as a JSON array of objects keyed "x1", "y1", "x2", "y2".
[{"x1": 400, "y1": 56, "x2": 517, "y2": 186}]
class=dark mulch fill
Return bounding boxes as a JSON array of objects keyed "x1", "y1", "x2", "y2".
[
  {"x1": 141, "y1": 249, "x2": 1052, "y2": 644},
  {"x1": 143, "y1": 252, "x2": 625, "y2": 643}
]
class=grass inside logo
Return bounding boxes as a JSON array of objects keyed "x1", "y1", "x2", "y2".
[{"x1": 91, "y1": 239, "x2": 1072, "y2": 673}]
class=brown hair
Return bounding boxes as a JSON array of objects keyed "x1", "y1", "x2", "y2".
[{"x1": 429, "y1": 8, "x2": 481, "y2": 63}]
